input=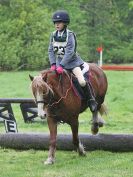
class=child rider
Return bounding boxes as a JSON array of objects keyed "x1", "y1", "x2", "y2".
[{"x1": 48, "y1": 10, "x2": 97, "y2": 112}]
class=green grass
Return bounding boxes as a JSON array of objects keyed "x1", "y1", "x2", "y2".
[
  {"x1": 0, "y1": 148, "x2": 133, "y2": 177},
  {"x1": 0, "y1": 71, "x2": 133, "y2": 177}
]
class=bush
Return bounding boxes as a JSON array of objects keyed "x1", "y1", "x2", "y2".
[{"x1": 105, "y1": 44, "x2": 133, "y2": 64}]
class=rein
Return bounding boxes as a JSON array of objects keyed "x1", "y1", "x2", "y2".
[{"x1": 48, "y1": 72, "x2": 73, "y2": 107}]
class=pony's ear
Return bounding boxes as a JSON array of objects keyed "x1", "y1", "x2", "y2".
[{"x1": 29, "y1": 74, "x2": 34, "y2": 81}]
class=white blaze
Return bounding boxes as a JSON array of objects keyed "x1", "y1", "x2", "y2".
[{"x1": 36, "y1": 90, "x2": 45, "y2": 118}]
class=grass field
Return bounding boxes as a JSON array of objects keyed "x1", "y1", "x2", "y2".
[
  {"x1": 0, "y1": 149, "x2": 133, "y2": 177},
  {"x1": 0, "y1": 71, "x2": 133, "y2": 177}
]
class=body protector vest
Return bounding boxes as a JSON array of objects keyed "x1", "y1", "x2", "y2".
[{"x1": 52, "y1": 29, "x2": 77, "y2": 58}]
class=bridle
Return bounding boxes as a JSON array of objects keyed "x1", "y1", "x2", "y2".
[
  {"x1": 35, "y1": 71, "x2": 73, "y2": 107},
  {"x1": 35, "y1": 86, "x2": 53, "y2": 105}
]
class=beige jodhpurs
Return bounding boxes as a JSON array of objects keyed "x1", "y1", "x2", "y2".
[{"x1": 72, "y1": 67, "x2": 86, "y2": 87}]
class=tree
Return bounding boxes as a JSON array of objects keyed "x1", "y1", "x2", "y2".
[{"x1": 0, "y1": 0, "x2": 132, "y2": 70}]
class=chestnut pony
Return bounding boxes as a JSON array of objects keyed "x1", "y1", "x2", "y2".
[{"x1": 30, "y1": 63, "x2": 108, "y2": 165}]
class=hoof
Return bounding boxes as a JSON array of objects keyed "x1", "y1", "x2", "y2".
[
  {"x1": 44, "y1": 157, "x2": 55, "y2": 165},
  {"x1": 79, "y1": 150, "x2": 86, "y2": 156},
  {"x1": 91, "y1": 123, "x2": 99, "y2": 135},
  {"x1": 98, "y1": 121, "x2": 104, "y2": 127},
  {"x1": 78, "y1": 143, "x2": 86, "y2": 156}
]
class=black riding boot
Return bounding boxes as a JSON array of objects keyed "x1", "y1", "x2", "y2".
[{"x1": 82, "y1": 83, "x2": 98, "y2": 112}]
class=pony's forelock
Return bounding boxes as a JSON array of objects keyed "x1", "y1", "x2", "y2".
[
  {"x1": 31, "y1": 75, "x2": 54, "y2": 97},
  {"x1": 31, "y1": 75, "x2": 45, "y2": 95}
]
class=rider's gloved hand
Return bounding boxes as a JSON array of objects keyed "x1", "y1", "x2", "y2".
[
  {"x1": 56, "y1": 65, "x2": 64, "y2": 74},
  {"x1": 50, "y1": 64, "x2": 56, "y2": 71}
]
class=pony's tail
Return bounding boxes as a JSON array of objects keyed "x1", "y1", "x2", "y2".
[{"x1": 99, "y1": 103, "x2": 108, "y2": 116}]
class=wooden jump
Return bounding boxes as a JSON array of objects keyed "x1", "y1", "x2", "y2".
[
  {"x1": 0, "y1": 98, "x2": 34, "y2": 103},
  {"x1": 0, "y1": 133, "x2": 133, "y2": 152},
  {"x1": 0, "y1": 98, "x2": 37, "y2": 122}
]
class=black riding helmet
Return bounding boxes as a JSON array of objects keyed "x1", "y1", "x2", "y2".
[{"x1": 52, "y1": 10, "x2": 70, "y2": 24}]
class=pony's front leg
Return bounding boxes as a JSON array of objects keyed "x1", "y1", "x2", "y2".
[
  {"x1": 70, "y1": 119, "x2": 86, "y2": 156},
  {"x1": 44, "y1": 117, "x2": 57, "y2": 165}
]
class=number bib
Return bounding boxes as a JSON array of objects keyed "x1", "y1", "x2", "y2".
[
  {"x1": 53, "y1": 41, "x2": 67, "y2": 57},
  {"x1": 52, "y1": 30, "x2": 69, "y2": 58}
]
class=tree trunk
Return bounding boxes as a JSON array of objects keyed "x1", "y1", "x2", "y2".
[{"x1": 0, "y1": 133, "x2": 133, "y2": 152}]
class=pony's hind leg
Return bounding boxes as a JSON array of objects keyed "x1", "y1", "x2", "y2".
[
  {"x1": 91, "y1": 111, "x2": 105, "y2": 135},
  {"x1": 70, "y1": 118, "x2": 86, "y2": 156},
  {"x1": 97, "y1": 114, "x2": 105, "y2": 127},
  {"x1": 91, "y1": 111, "x2": 99, "y2": 135}
]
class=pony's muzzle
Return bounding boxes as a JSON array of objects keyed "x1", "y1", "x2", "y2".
[{"x1": 38, "y1": 110, "x2": 46, "y2": 119}]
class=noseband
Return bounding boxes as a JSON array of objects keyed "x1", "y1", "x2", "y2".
[{"x1": 36, "y1": 100, "x2": 45, "y2": 104}]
